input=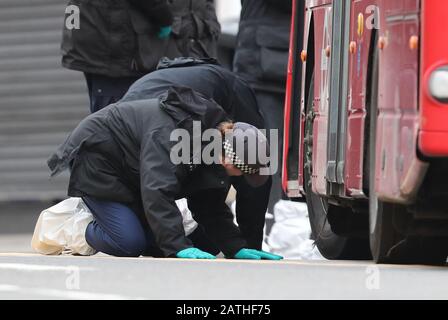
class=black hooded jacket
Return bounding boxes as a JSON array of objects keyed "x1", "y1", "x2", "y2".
[
  {"x1": 233, "y1": 0, "x2": 293, "y2": 93},
  {"x1": 121, "y1": 59, "x2": 270, "y2": 251},
  {"x1": 121, "y1": 58, "x2": 265, "y2": 128},
  {"x1": 48, "y1": 87, "x2": 248, "y2": 257},
  {"x1": 61, "y1": 0, "x2": 220, "y2": 77}
]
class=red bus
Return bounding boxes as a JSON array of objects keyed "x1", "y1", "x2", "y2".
[{"x1": 283, "y1": 0, "x2": 448, "y2": 264}]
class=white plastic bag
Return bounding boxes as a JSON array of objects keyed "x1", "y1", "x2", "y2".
[
  {"x1": 31, "y1": 197, "x2": 97, "y2": 256},
  {"x1": 32, "y1": 197, "x2": 198, "y2": 256},
  {"x1": 266, "y1": 200, "x2": 324, "y2": 260},
  {"x1": 176, "y1": 198, "x2": 198, "y2": 236}
]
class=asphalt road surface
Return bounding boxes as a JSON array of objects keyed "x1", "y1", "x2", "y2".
[
  {"x1": 1, "y1": 207, "x2": 447, "y2": 300},
  {"x1": 0, "y1": 253, "x2": 447, "y2": 300}
]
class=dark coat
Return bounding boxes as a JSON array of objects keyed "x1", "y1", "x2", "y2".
[
  {"x1": 48, "y1": 87, "x2": 248, "y2": 257},
  {"x1": 61, "y1": 0, "x2": 220, "y2": 77},
  {"x1": 121, "y1": 58, "x2": 265, "y2": 129},
  {"x1": 233, "y1": 0, "x2": 292, "y2": 93},
  {"x1": 120, "y1": 59, "x2": 270, "y2": 250}
]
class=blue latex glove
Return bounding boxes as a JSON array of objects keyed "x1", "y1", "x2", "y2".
[
  {"x1": 158, "y1": 26, "x2": 172, "y2": 39},
  {"x1": 176, "y1": 248, "x2": 216, "y2": 259},
  {"x1": 233, "y1": 249, "x2": 283, "y2": 260}
]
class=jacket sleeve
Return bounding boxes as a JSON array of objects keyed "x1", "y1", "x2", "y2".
[
  {"x1": 139, "y1": 132, "x2": 193, "y2": 257},
  {"x1": 265, "y1": 0, "x2": 292, "y2": 13},
  {"x1": 128, "y1": 0, "x2": 173, "y2": 27},
  {"x1": 187, "y1": 188, "x2": 248, "y2": 257}
]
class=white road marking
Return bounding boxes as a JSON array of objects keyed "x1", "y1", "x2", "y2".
[
  {"x1": 0, "y1": 263, "x2": 95, "y2": 272},
  {"x1": 0, "y1": 283, "x2": 143, "y2": 300},
  {"x1": 0, "y1": 284, "x2": 20, "y2": 291},
  {"x1": 0, "y1": 253, "x2": 445, "y2": 271}
]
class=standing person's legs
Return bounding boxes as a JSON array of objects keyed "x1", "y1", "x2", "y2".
[
  {"x1": 82, "y1": 197, "x2": 148, "y2": 257},
  {"x1": 83, "y1": 73, "x2": 139, "y2": 113},
  {"x1": 254, "y1": 90, "x2": 286, "y2": 214},
  {"x1": 232, "y1": 176, "x2": 272, "y2": 250}
]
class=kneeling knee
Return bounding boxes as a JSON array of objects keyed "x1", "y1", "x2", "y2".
[{"x1": 119, "y1": 235, "x2": 146, "y2": 257}]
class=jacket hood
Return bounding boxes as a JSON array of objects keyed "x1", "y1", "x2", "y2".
[{"x1": 159, "y1": 86, "x2": 230, "y2": 131}]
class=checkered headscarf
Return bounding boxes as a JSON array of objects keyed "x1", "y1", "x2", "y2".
[{"x1": 223, "y1": 139, "x2": 260, "y2": 175}]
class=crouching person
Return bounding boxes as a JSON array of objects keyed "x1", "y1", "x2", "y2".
[
  {"x1": 122, "y1": 57, "x2": 274, "y2": 251},
  {"x1": 48, "y1": 87, "x2": 282, "y2": 260}
]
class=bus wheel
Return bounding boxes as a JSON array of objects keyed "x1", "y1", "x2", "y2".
[{"x1": 304, "y1": 73, "x2": 371, "y2": 260}]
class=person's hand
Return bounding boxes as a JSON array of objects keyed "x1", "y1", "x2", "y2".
[
  {"x1": 158, "y1": 26, "x2": 172, "y2": 39},
  {"x1": 233, "y1": 248, "x2": 283, "y2": 260},
  {"x1": 176, "y1": 248, "x2": 216, "y2": 259}
]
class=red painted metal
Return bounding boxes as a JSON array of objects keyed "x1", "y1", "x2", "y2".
[
  {"x1": 345, "y1": 0, "x2": 375, "y2": 197},
  {"x1": 419, "y1": 0, "x2": 448, "y2": 156},
  {"x1": 284, "y1": 0, "x2": 446, "y2": 205},
  {"x1": 375, "y1": 0, "x2": 425, "y2": 203},
  {"x1": 310, "y1": 4, "x2": 332, "y2": 196},
  {"x1": 282, "y1": 0, "x2": 298, "y2": 194}
]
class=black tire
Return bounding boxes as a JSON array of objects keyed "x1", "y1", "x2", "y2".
[
  {"x1": 387, "y1": 236, "x2": 448, "y2": 265},
  {"x1": 304, "y1": 73, "x2": 371, "y2": 260}
]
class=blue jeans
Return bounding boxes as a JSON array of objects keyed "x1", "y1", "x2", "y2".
[{"x1": 83, "y1": 197, "x2": 218, "y2": 257}]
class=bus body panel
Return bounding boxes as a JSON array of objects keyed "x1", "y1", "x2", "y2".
[
  {"x1": 419, "y1": 0, "x2": 448, "y2": 156},
  {"x1": 283, "y1": 0, "x2": 300, "y2": 196},
  {"x1": 282, "y1": 0, "x2": 309, "y2": 197},
  {"x1": 375, "y1": 0, "x2": 425, "y2": 203},
  {"x1": 283, "y1": 0, "x2": 448, "y2": 205},
  {"x1": 397, "y1": 6, "x2": 426, "y2": 201},
  {"x1": 311, "y1": 4, "x2": 333, "y2": 195},
  {"x1": 345, "y1": 0, "x2": 375, "y2": 197}
]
